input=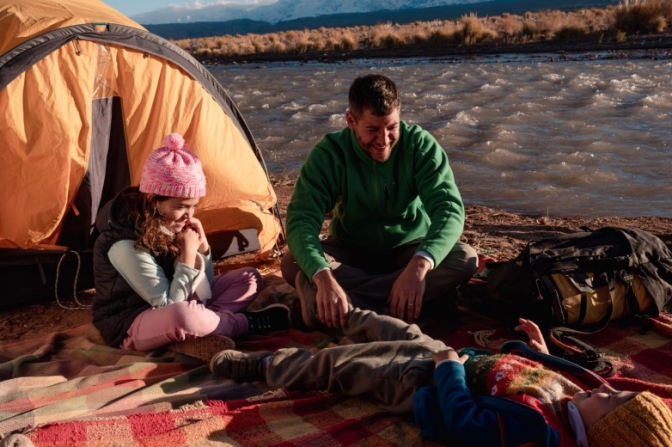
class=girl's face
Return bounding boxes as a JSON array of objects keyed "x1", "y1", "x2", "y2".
[
  {"x1": 156, "y1": 197, "x2": 200, "y2": 233},
  {"x1": 572, "y1": 383, "x2": 636, "y2": 428}
]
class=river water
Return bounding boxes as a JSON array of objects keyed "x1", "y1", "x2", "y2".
[{"x1": 209, "y1": 52, "x2": 672, "y2": 218}]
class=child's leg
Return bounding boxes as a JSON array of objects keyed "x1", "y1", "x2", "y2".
[
  {"x1": 207, "y1": 267, "x2": 263, "y2": 313},
  {"x1": 343, "y1": 308, "x2": 447, "y2": 352},
  {"x1": 120, "y1": 300, "x2": 248, "y2": 351},
  {"x1": 267, "y1": 340, "x2": 435, "y2": 414}
]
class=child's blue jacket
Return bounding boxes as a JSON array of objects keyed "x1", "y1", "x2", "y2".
[{"x1": 413, "y1": 341, "x2": 608, "y2": 446}]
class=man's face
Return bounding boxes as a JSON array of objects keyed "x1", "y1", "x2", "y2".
[
  {"x1": 346, "y1": 107, "x2": 400, "y2": 163},
  {"x1": 572, "y1": 383, "x2": 636, "y2": 429}
]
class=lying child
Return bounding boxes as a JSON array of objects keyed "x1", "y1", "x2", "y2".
[{"x1": 210, "y1": 283, "x2": 672, "y2": 446}]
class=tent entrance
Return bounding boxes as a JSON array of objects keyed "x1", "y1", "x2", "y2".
[{"x1": 58, "y1": 96, "x2": 130, "y2": 251}]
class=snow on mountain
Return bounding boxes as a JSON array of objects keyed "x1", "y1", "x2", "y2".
[
  {"x1": 131, "y1": 0, "x2": 488, "y2": 25},
  {"x1": 130, "y1": 1, "x2": 277, "y2": 25},
  {"x1": 254, "y1": 0, "x2": 486, "y2": 23}
]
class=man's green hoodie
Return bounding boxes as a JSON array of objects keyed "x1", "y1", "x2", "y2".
[{"x1": 286, "y1": 121, "x2": 465, "y2": 278}]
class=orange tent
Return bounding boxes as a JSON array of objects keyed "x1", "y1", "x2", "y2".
[{"x1": 0, "y1": 0, "x2": 282, "y2": 304}]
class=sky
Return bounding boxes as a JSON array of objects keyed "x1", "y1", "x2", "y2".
[{"x1": 102, "y1": 0, "x2": 264, "y2": 18}]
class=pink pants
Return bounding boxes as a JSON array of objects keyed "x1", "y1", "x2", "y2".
[{"x1": 120, "y1": 267, "x2": 262, "y2": 351}]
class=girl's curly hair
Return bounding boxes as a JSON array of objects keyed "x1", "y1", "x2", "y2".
[{"x1": 122, "y1": 188, "x2": 179, "y2": 257}]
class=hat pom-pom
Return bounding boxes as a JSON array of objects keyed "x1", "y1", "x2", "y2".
[{"x1": 163, "y1": 133, "x2": 185, "y2": 151}]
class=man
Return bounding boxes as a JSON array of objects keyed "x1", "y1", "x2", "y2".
[{"x1": 281, "y1": 74, "x2": 478, "y2": 329}]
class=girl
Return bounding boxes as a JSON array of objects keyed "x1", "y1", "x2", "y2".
[{"x1": 92, "y1": 133, "x2": 289, "y2": 357}]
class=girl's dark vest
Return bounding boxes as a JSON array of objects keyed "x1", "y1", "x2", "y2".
[{"x1": 92, "y1": 188, "x2": 176, "y2": 347}]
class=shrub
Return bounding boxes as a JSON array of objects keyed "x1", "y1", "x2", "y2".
[
  {"x1": 290, "y1": 38, "x2": 312, "y2": 53},
  {"x1": 522, "y1": 21, "x2": 539, "y2": 38},
  {"x1": 615, "y1": 0, "x2": 672, "y2": 33},
  {"x1": 554, "y1": 25, "x2": 588, "y2": 41},
  {"x1": 269, "y1": 42, "x2": 287, "y2": 53},
  {"x1": 453, "y1": 14, "x2": 497, "y2": 45},
  {"x1": 411, "y1": 29, "x2": 429, "y2": 44},
  {"x1": 251, "y1": 38, "x2": 265, "y2": 54},
  {"x1": 651, "y1": 15, "x2": 668, "y2": 32},
  {"x1": 499, "y1": 14, "x2": 524, "y2": 36},
  {"x1": 380, "y1": 33, "x2": 405, "y2": 48},
  {"x1": 537, "y1": 10, "x2": 568, "y2": 37},
  {"x1": 338, "y1": 33, "x2": 358, "y2": 51}
]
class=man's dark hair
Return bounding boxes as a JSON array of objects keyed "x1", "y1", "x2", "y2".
[{"x1": 348, "y1": 74, "x2": 401, "y2": 119}]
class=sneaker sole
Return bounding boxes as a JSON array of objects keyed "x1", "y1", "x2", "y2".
[{"x1": 167, "y1": 334, "x2": 236, "y2": 363}]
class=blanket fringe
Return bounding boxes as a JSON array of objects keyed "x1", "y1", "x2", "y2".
[
  {"x1": 470, "y1": 329, "x2": 497, "y2": 347},
  {"x1": 247, "y1": 388, "x2": 288, "y2": 402}
]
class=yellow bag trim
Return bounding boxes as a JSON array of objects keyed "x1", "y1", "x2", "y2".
[{"x1": 550, "y1": 272, "x2": 653, "y2": 325}]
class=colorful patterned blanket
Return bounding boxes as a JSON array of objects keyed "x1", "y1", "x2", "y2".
[
  {"x1": 0, "y1": 322, "x2": 442, "y2": 447},
  {"x1": 1, "y1": 284, "x2": 671, "y2": 446}
]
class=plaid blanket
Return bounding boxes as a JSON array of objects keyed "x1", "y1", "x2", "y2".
[
  {"x1": 1, "y1": 285, "x2": 671, "y2": 446},
  {"x1": 22, "y1": 392, "x2": 439, "y2": 446},
  {"x1": 0, "y1": 322, "x2": 441, "y2": 446}
]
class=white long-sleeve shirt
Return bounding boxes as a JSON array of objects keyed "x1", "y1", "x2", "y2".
[{"x1": 107, "y1": 239, "x2": 214, "y2": 307}]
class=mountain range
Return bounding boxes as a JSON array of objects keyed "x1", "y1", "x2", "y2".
[
  {"x1": 141, "y1": 0, "x2": 620, "y2": 40},
  {"x1": 132, "y1": 0, "x2": 486, "y2": 25}
]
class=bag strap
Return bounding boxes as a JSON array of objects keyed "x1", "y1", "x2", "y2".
[
  {"x1": 547, "y1": 331, "x2": 615, "y2": 377},
  {"x1": 545, "y1": 270, "x2": 616, "y2": 376},
  {"x1": 502, "y1": 340, "x2": 610, "y2": 385},
  {"x1": 533, "y1": 254, "x2": 632, "y2": 275}
]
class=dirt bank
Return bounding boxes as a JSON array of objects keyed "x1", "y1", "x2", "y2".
[{"x1": 196, "y1": 34, "x2": 672, "y2": 66}]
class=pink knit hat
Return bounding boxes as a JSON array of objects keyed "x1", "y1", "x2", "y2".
[{"x1": 139, "y1": 133, "x2": 206, "y2": 198}]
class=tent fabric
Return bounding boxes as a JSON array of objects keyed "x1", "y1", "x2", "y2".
[
  {"x1": 0, "y1": 0, "x2": 142, "y2": 57},
  {"x1": 0, "y1": 0, "x2": 280, "y2": 261}
]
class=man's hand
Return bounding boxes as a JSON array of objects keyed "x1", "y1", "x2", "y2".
[
  {"x1": 515, "y1": 318, "x2": 550, "y2": 354},
  {"x1": 312, "y1": 270, "x2": 350, "y2": 328},
  {"x1": 388, "y1": 256, "x2": 431, "y2": 323}
]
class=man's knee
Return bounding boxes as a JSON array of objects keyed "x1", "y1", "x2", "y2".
[
  {"x1": 431, "y1": 242, "x2": 479, "y2": 288},
  {"x1": 445, "y1": 242, "x2": 478, "y2": 275},
  {"x1": 460, "y1": 242, "x2": 479, "y2": 275}
]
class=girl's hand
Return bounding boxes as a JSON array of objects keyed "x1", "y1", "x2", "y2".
[
  {"x1": 176, "y1": 226, "x2": 200, "y2": 267},
  {"x1": 433, "y1": 348, "x2": 469, "y2": 365},
  {"x1": 515, "y1": 318, "x2": 550, "y2": 354},
  {"x1": 186, "y1": 217, "x2": 210, "y2": 255}
]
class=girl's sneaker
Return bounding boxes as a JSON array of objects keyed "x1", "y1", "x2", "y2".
[{"x1": 242, "y1": 303, "x2": 291, "y2": 334}]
